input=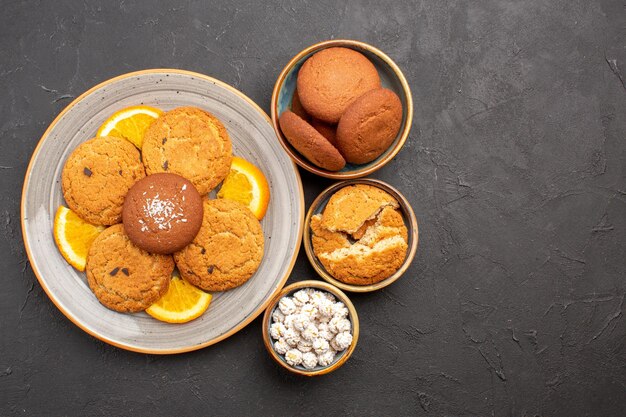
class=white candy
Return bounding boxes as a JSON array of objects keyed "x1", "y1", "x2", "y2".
[
  {"x1": 301, "y1": 323, "x2": 319, "y2": 341},
  {"x1": 283, "y1": 314, "x2": 295, "y2": 329},
  {"x1": 323, "y1": 292, "x2": 336, "y2": 302},
  {"x1": 285, "y1": 349, "x2": 303, "y2": 366},
  {"x1": 270, "y1": 322, "x2": 287, "y2": 340},
  {"x1": 331, "y1": 331, "x2": 353, "y2": 351},
  {"x1": 332, "y1": 302, "x2": 349, "y2": 318},
  {"x1": 317, "y1": 349, "x2": 336, "y2": 367},
  {"x1": 297, "y1": 339, "x2": 313, "y2": 353},
  {"x1": 312, "y1": 337, "x2": 330, "y2": 355},
  {"x1": 309, "y1": 291, "x2": 327, "y2": 305},
  {"x1": 284, "y1": 328, "x2": 300, "y2": 346},
  {"x1": 300, "y1": 303, "x2": 319, "y2": 320},
  {"x1": 292, "y1": 314, "x2": 310, "y2": 332},
  {"x1": 302, "y1": 352, "x2": 318, "y2": 369},
  {"x1": 319, "y1": 328, "x2": 334, "y2": 341},
  {"x1": 274, "y1": 339, "x2": 289, "y2": 355},
  {"x1": 272, "y1": 309, "x2": 285, "y2": 323},
  {"x1": 278, "y1": 297, "x2": 297, "y2": 315},
  {"x1": 316, "y1": 298, "x2": 334, "y2": 317},
  {"x1": 329, "y1": 317, "x2": 351, "y2": 334},
  {"x1": 292, "y1": 289, "x2": 310, "y2": 305}
]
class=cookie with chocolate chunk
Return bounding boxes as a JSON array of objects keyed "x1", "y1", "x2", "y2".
[
  {"x1": 61, "y1": 136, "x2": 145, "y2": 225},
  {"x1": 174, "y1": 199, "x2": 264, "y2": 292},
  {"x1": 142, "y1": 107, "x2": 232, "y2": 195},
  {"x1": 86, "y1": 224, "x2": 174, "y2": 312}
]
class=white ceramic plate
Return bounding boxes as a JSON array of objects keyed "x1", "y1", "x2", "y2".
[{"x1": 21, "y1": 69, "x2": 304, "y2": 354}]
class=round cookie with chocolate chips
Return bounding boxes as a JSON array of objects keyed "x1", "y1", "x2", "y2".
[
  {"x1": 297, "y1": 47, "x2": 381, "y2": 123},
  {"x1": 86, "y1": 224, "x2": 174, "y2": 313},
  {"x1": 61, "y1": 136, "x2": 145, "y2": 225},
  {"x1": 142, "y1": 107, "x2": 232, "y2": 196},
  {"x1": 174, "y1": 199, "x2": 264, "y2": 292},
  {"x1": 336, "y1": 88, "x2": 403, "y2": 164},
  {"x1": 122, "y1": 173, "x2": 203, "y2": 254}
]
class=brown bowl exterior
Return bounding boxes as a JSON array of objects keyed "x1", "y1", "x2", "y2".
[
  {"x1": 262, "y1": 280, "x2": 359, "y2": 376},
  {"x1": 303, "y1": 179, "x2": 419, "y2": 292},
  {"x1": 271, "y1": 39, "x2": 413, "y2": 179}
]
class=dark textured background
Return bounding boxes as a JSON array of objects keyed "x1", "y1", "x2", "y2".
[{"x1": 1, "y1": 1, "x2": 625, "y2": 416}]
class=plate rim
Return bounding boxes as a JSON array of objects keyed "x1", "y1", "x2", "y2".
[{"x1": 20, "y1": 68, "x2": 305, "y2": 354}]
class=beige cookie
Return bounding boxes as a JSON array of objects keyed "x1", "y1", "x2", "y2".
[
  {"x1": 142, "y1": 107, "x2": 232, "y2": 195},
  {"x1": 321, "y1": 184, "x2": 399, "y2": 234},
  {"x1": 86, "y1": 224, "x2": 174, "y2": 312},
  {"x1": 174, "y1": 199, "x2": 264, "y2": 292},
  {"x1": 61, "y1": 136, "x2": 145, "y2": 225}
]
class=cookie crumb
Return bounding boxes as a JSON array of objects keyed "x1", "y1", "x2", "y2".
[
  {"x1": 109, "y1": 267, "x2": 120, "y2": 276},
  {"x1": 83, "y1": 167, "x2": 92, "y2": 177}
]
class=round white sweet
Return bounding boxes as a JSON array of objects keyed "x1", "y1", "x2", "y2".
[
  {"x1": 317, "y1": 349, "x2": 336, "y2": 367},
  {"x1": 301, "y1": 323, "x2": 319, "y2": 341},
  {"x1": 283, "y1": 314, "x2": 295, "y2": 329},
  {"x1": 329, "y1": 317, "x2": 351, "y2": 334},
  {"x1": 297, "y1": 339, "x2": 313, "y2": 353},
  {"x1": 270, "y1": 322, "x2": 287, "y2": 340},
  {"x1": 283, "y1": 328, "x2": 300, "y2": 346},
  {"x1": 302, "y1": 352, "x2": 318, "y2": 369},
  {"x1": 316, "y1": 298, "x2": 334, "y2": 317},
  {"x1": 312, "y1": 337, "x2": 330, "y2": 355},
  {"x1": 278, "y1": 297, "x2": 297, "y2": 315},
  {"x1": 272, "y1": 309, "x2": 285, "y2": 323},
  {"x1": 331, "y1": 331, "x2": 353, "y2": 351},
  {"x1": 323, "y1": 292, "x2": 336, "y2": 302},
  {"x1": 285, "y1": 349, "x2": 303, "y2": 366},
  {"x1": 274, "y1": 339, "x2": 289, "y2": 355},
  {"x1": 292, "y1": 289, "x2": 310, "y2": 305},
  {"x1": 300, "y1": 303, "x2": 319, "y2": 320},
  {"x1": 309, "y1": 291, "x2": 327, "y2": 306},
  {"x1": 332, "y1": 302, "x2": 349, "y2": 318},
  {"x1": 292, "y1": 313, "x2": 310, "y2": 332}
]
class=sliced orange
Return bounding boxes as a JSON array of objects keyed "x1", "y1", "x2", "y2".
[
  {"x1": 217, "y1": 156, "x2": 270, "y2": 219},
  {"x1": 96, "y1": 105, "x2": 163, "y2": 148},
  {"x1": 53, "y1": 206, "x2": 105, "y2": 271},
  {"x1": 145, "y1": 275, "x2": 212, "y2": 323}
]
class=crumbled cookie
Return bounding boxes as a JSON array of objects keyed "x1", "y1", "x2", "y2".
[
  {"x1": 174, "y1": 199, "x2": 264, "y2": 292},
  {"x1": 321, "y1": 184, "x2": 399, "y2": 234},
  {"x1": 61, "y1": 136, "x2": 145, "y2": 225},
  {"x1": 86, "y1": 224, "x2": 174, "y2": 312},
  {"x1": 142, "y1": 107, "x2": 232, "y2": 195}
]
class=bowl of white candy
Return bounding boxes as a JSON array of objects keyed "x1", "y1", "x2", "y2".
[{"x1": 262, "y1": 280, "x2": 359, "y2": 376}]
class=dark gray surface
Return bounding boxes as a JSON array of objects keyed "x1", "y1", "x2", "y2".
[{"x1": 1, "y1": 1, "x2": 625, "y2": 416}]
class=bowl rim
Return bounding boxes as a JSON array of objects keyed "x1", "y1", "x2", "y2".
[
  {"x1": 270, "y1": 39, "x2": 413, "y2": 179},
  {"x1": 303, "y1": 178, "x2": 419, "y2": 292},
  {"x1": 261, "y1": 280, "x2": 360, "y2": 376}
]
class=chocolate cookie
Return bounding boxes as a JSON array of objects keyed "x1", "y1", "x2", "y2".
[
  {"x1": 122, "y1": 173, "x2": 203, "y2": 254},
  {"x1": 61, "y1": 136, "x2": 145, "y2": 225},
  {"x1": 174, "y1": 199, "x2": 264, "y2": 292},
  {"x1": 142, "y1": 107, "x2": 232, "y2": 195},
  {"x1": 297, "y1": 47, "x2": 381, "y2": 123},
  {"x1": 86, "y1": 224, "x2": 174, "y2": 312},
  {"x1": 336, "y1": 88, "x2": 403, "y2": 164},
  {"x1": 279, "y1": 111, "x2": 345, "y2": 171}
]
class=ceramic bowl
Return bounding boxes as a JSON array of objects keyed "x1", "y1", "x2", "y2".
[
  {"x1": 271, "y1": 39, "x2": 413, "y2": 179},
  {"x1": 303, "y1": 178, "x2": 419, "y2": 292},
  {"x1": 262, "y1": 280, "x2": 359, "y2": 376}
]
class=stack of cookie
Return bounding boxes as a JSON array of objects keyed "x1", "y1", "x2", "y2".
[
  {"x1": 278, "y1": 47, "x2": 403, "y2": 171},
  {"x1": 60, "y1": 107, "x2": 265, "y2": 314}
]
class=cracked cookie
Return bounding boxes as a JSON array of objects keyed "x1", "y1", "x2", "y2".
[
  {"x1": 174, "y1": 198, "x2": 264, "y2": 292},
  {"x1": 312, "y1": 185, "x2": 408, "y2": 285},
  {"x1": 297, "y1": 47, "x2": 381, "y2": 123},
  {"x1": 122, "y1": 173, "x2": 203, "y2": 254},
  {"x1": 85, "y1": 224, "x2": 174, "y2": 312},
  {"x1": 141, "y1": 107, "x2": 232, "y2": 195},
  {"x1": 61, "y1": 136, "x2": 146, "y2": 225}
]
